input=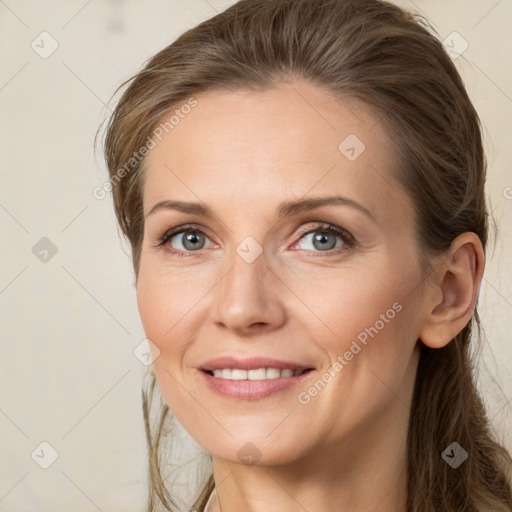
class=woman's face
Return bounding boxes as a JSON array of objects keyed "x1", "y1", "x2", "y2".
[{"x1": 137, "y1": 80, "x2": 429, "y2": 467}]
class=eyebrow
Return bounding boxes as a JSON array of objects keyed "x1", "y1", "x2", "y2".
[{"x1": 145, "y1": 195, "x2": 375, "y2": 222}]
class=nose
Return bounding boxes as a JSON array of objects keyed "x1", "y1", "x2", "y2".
[{"x1": 211, "y1": 247, "x2": 286, "y2": 336}]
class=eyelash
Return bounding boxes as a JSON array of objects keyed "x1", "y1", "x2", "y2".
[{"x1": 155, "y1": 222, "x2": 356, "y2": 258}]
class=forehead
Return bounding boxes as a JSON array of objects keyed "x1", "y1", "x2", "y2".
[{"x1": 142, "y1": 80, "x2": 410, "y2": 225}]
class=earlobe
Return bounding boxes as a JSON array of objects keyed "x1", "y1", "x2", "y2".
[{"x1": 419, "y1": 232, "x2": 485, "y2": 349}]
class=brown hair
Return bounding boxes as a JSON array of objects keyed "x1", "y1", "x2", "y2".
[{"x1": 100, "y1": 0, "x2": 512, "y2": 510}]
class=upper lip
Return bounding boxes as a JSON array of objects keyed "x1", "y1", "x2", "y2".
[{"x1": 200, "y1": 356, "x2": 315, "y2": 371}]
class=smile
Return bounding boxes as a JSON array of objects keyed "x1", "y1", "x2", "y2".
[
  {"x1": 206, "y1": 368, "x2": 310, "y2": 380},
  {"x1": 199, "y1": 368, "x2": 315, "y2": 400}
]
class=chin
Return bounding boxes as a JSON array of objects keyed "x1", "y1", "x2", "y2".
[{"x1": 201, "y1": 434, "x2": 310, "y2": 468}]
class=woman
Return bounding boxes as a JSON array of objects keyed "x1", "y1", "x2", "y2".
[{"x1": 100, "y1": 0, "x2": 512, "y2": 510}]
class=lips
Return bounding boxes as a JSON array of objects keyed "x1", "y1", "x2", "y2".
[
  {"x1": 198, "y1": 356, "x2": 317, "y2": 400},
  {"x1": 200, "y1": 356, "x2": 315, "y2": 372}
]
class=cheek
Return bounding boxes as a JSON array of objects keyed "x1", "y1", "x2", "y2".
[
  {"x1": 136, "y1": 266, "x2": 205, "y2": 349},
  {"x1": 136, "y1": 276, "x2": 192, "y2": 414},
  {"x1": 135, "y1": 267, "x2": 212, "y2": 410},
  {"x1": 136, "y1": 279, "x2": 168, "y2": 347},
  {"x1": 290, "y1": 264, "x2": 408, "y2": 341},
  {"x1": 136, "y1": 278, "x2": 188, "y2": 389},
  {"x1": 305, "y1": 284, "x2": 418, "y2": 435},
  {"x1": 297, "y1": 262, "x2": 420, "y2": 391}
]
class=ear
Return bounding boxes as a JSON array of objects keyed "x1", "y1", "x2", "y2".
[{"x1": 419, "y1": 232, "x2": 485, "y2": 349}]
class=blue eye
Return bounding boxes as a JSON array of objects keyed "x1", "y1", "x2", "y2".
[
  {"x1": 293, "y1": 225, "x2": 353, "y2": 253},
  {"x1": 157, "y1": 223, "x2": 355, "y2": 257},
  {"x1": 159, "y1": 227, "x2": 214, "y2": 253}
]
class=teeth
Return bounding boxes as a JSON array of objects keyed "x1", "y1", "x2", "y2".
[
  {"x1": 247, "y1": 368, "x2": 266, "y2": 380},
  {"x1": 231, "y1": 369, "x2": 248, "y2": 380},
  {"x1": 210, "y1": 368, "x2": 305, "y2": 380},
  {"x1": 265, "y1": 368, "x2": 280, "y2": 379}
]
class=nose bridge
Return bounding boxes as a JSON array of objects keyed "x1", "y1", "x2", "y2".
[
  {"x1": 212, "y1": 241, "x2": 284, "y2": 332},
  {"x1": 221, "y1": 244, "x2": 269, "y2": 310}
]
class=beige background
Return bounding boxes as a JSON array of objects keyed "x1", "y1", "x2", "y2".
[{"x1": 0, "y1": 1, "x2": 511, "y2": 511}]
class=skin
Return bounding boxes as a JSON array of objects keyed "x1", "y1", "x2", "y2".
[{"x1": 136, "y1": 80, "x2": 484, "y2": 512}]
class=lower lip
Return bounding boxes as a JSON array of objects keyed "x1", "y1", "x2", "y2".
[{"x1": 199, "y1": 369, "x2": 316, "y2": 400}]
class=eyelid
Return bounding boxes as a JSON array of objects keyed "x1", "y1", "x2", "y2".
[
  {"x1": 155, "y1": 221, "x2": 356, "y2": 256},
  {"x1": 292, "y1": 222, "x2": 355, "y2": 246},
  {"x1": 155, "y1": 223, "x2": 217, "y2": 250}
]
